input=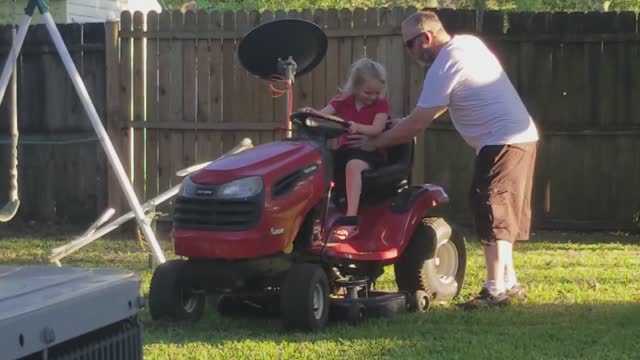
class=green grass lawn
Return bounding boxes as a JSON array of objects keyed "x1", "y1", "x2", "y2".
[{"x1": 1, "y1": 229, "x2": 639, "y2": 359}]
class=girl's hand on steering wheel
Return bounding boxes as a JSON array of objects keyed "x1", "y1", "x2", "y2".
[{"x1": 299, "y1": 107, "x2": 317, "y2": 114}]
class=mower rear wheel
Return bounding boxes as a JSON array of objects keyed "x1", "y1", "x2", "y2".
[
  {"x1": 280, "y1": 263, "x2": 330, "y2": 331},
  {"x1": 394, "y1": 217, "x2": 467, "y2": 304},
  {"x1": 149, "y1": 259, "x2": 205, "y2": 322}
]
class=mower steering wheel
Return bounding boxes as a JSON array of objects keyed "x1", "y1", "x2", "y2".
[{"x1": 290, "y1": 111, "x2": 350, "y2": 129}]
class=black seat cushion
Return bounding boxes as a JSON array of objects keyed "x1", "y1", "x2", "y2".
[
  {"x1": 362, "y1": 139, "x2": 414, "y2": 189},
  {"x1": 331, "y1": 137, "x2": 415, "y2": 204}
]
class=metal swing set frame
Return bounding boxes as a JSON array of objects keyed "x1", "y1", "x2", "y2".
[
  {"x1": 0, "y1": 0, "x2": 167, "y2": 264},
  {"x1": 1, "y1": 0, "x2": 255, "y2": 267}
]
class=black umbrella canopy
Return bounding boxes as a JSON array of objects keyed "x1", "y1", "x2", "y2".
[{"x1": 238, "y1": 19, "x2": 328, "y2": 80}]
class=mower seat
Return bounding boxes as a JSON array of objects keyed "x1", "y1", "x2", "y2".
[
  {"x1": 332, "y1": 121, "x2": 415, "y2": 204},
  {"x1": 360, "y1": 138, "x2": 415, "y2": 198}
]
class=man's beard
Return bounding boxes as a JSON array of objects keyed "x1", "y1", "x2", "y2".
[
  {"x1": 416, "y1": 48, "x2": 437, "y2": 68},
  {"x1": 416, "y1": 59, "x2": 431, "y2": 67},
  {"x1": 424, "y1": 48, "x2": 438, "y2": 63}
]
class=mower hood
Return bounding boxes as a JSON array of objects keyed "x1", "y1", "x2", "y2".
[{"x1": 190, "y1": 141, "x2": 316, "y2": 185}]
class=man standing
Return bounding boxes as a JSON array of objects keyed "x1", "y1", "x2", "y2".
[{"x1": 348, "y1": 10, "x2": 539, "y2": 309}]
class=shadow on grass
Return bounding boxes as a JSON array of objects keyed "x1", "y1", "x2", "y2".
[
  {"x1": 456, "y1": 230, "x2": 640, "y2": 246},
  {"x1": 142, "y1": 301, "x2": 640, "y2": 358}
]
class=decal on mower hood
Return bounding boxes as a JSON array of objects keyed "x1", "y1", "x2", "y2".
[
  {"x1": 196, "y1": 188, "x2": 215, "y2": 197},
  {"x1": 303, "y1": 164, "x2": 318, "y2": 174},
  {"x1": 271, "y1": 227, "x2": 285, "y2": 235}
]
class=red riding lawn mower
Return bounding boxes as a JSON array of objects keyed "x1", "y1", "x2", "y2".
[{"x1": 148, "y1": 18, "x2": 467, "y2": 331}]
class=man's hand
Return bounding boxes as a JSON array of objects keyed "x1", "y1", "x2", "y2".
[
  {"x1": 299, "y1": 107, "x2": 318, "y2": 114},
  {"x1": 345, "y1": 134, "x2": 377, "y2": 151},
  {"x1": 348, "y1": 121, "x2": 360, "y2": 134},
  {"x1": 389, "y1": 117, "x2": 403, "y2": 128}
]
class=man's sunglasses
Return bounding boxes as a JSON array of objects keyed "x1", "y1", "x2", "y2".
[{"x1": 405, "y1": 33, "x2": 423, "y2": 48}]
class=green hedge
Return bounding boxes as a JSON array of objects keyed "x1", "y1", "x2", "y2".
[{"x1": 160, "y1": 0, "x2": 640, "y2": 12}]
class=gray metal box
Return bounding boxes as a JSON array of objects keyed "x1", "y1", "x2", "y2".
[{"x1": 0, "y1": 266, "x2": 144, "y2": 360}]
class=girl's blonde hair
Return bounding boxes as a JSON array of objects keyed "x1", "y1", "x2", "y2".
[{"x1": 339, "y1": 58, "x2": 387, "y2": 97}]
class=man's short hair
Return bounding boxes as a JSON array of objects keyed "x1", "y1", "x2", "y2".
[{"x1": 402, "y1": 11, "x2": 447, "y2": 36}]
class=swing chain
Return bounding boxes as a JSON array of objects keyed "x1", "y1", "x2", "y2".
[{"x1": 12, "y1": 0, "x2": 16, "y2": 29}]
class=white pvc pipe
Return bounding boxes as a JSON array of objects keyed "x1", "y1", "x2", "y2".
[
  {"x1": 41, "y1": 12, "x2": 166, "y2": 264},
  {"x1": 48, "y1": 186, "x2": 178, "y2": 264},
  {"x1": 81, "y1": 208, "x2": 116, "y2": 238},
  {"x1": 175, "y1": 138, "x2": 253, "y2": 176},
  {"x1": 0, "y1": 14, "x2": 31, "y2": 106}
]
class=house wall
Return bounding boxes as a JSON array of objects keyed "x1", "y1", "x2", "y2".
[
  {"x1": 0, "y1": 0, "x2": 162, "y2": 24},
  {"x1": 68, "y1": 0, "x2": 122, "y2": 23}
]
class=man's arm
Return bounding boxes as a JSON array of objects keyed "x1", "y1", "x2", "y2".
[
  {"x1": 370, "y1": 105, "x2": 447, "y2": 149},
  {"x1": 351, "y1": 113, "x2": 387, "y2": 136}
]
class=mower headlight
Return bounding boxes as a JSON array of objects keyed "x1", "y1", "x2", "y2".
[
  {"x1": 216, "y1": 176, "x2": 263, "y2": 199},
  {"x1": 178, "y1": 176, "x2": 198, "y2": 197}
]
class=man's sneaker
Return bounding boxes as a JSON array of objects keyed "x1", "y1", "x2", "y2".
[
  {"x1": 506, "y1": 283, "x2": 526, "y2": 301},
  {"x1": 457, "y1": 287, "x2": 510, "y2": 310}
]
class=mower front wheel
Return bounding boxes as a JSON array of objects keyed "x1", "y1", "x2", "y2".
[
  {"x1": 280, "y1": 263, "x2": 330, "y2": 331},
  {"x1": 149, "y1": 259, "x2": 205, "y2": 322}
]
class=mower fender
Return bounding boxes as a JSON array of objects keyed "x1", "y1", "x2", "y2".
[
  {"x1": 390, "y1": 184, "x2": 449, "y2": 214},
  {"x1": 390, "y1": 185, "x2": 450, "y2": 259},
  {"x1": 314, "y1": 185, "x2": 450, "y2": 262}
]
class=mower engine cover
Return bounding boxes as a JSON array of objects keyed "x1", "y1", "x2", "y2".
[{"x1": 172, "y1": 140, "x2": 329, "y2": 259}]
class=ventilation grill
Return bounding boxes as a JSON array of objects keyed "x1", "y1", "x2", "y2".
[
  {"x1": 272, "y1": 169, "x2": 305, "y2": 198},
  {"x1": 173, "y1": 196, "x2": 262, "y2": 231},
  {"x1": 19, "y1": 318, "x2": 142, "y2": 360}
]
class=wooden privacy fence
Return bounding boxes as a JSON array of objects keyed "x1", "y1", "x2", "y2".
[
  {"x1": 0, "y1": 7, "x2": 636, "y2": 230},
  {"x1": 109, "y1": 7, "x2": 640, "y2": 231},
  {"x1": 0, "y1": 23, "x2": 107, "y2": 225}
]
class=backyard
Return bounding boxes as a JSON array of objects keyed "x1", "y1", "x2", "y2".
[
  {"x1": 2, "y1": 228, "x2": 638, "y2": 359},
  {"x1": 1, "y1": 1, "x2": 640, "y2": 359}
]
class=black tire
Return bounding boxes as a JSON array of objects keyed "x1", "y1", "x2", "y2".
[
  {"x1": 280, "y1": 263, "x2": 330, "y2": 331},
  {"x1": 394, "y1": 217, "x2": 467, "y2": 304},
  {"x1": 149, "y1": 260, "x2": 205, "y2": 322}
]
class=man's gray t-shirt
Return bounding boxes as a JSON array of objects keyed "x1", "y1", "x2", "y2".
[{"x1": 417, "y1": 35, "x2": 539, "y2": 153}]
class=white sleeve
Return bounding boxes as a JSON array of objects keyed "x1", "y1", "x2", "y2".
[{"x1": 417, "y1": 56, "x2": 462, "y2": 108}]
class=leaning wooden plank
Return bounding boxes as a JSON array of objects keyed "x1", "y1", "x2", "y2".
[
  {"x1": 196, "y1": 10, "x2": 212, "y2": 162},
  {"x1": 183, "y1": 10, "x2": 198, "y2": 179},
  {"x1": 169, "y1": 10, "x2": 185, "y2": 191},
  {"x1": 157, "y1": 11, "x2": 172, "y2": 214},
  {"x1": 146, "y1": 11, "x2": 160, "y2": 200},
  {"x1": 133, "y1": 11, "x2": 145, "y2": 200}
]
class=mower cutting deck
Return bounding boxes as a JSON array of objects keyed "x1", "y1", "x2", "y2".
[{"x1": 148, "y1": 18, "x2": 467, "y2": 332}]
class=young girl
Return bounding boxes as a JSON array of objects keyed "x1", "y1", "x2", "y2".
[{"x1": 301, "y1": 58, "x2": 389, "y2": 241}]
